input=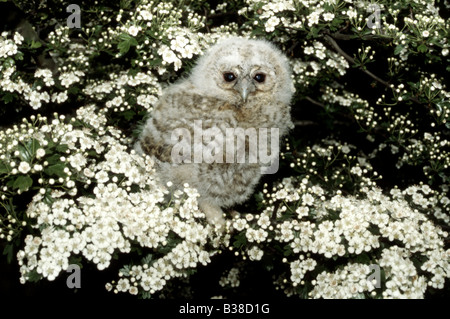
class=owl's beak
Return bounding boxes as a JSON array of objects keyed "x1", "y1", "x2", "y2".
[{"x1": 235, "y1": 77, "x2": 256, "y2": 103}]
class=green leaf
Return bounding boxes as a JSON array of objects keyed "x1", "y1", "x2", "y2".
[
  {"x1": 26, "y1": 270, "x2": 43, "y2": 283},
  {"x1": 118, "y1": 33, "x2": 138, "y2": 55},
  {"x1": 17, "y1": 144, "x2": 31, "y2": 162},
  {"x1": 55, "y1": 144, "x2": 69, "y2": 153},
  {"x1": 233, "y1": 231, "x2": 247, "y2": 249},
  {"x1": 394, "y1": 45, "x2": 404, "y2": 55},
  {"x1": 2, "y1": 92, "x2": 15, "y2": 104},
  {"x1": 121, "y1": 110, "x2": 135, "y2": 121},
  {"x1": 44, "y1": 163, "x2": 66, "y2": 177},
  {"x1": 26, "y1": 138, "x2": 41, "y2": 156},
  {"x1": 129, "y1": 37, "x2": 138, "y2": 46},
  {"x1": 118, "y1": 40, "x2": 131, "y2": 55},
  {"x1": 0, "y1": 161, "x2": 9, "y2": 174},
  {"x1": 45, "y1": 154, "x2": 61, "y2": 165},
  {"x1": 2, "y1": 244, "x2": 14, "y2": 264},
  {"x1": 141, "y1": 291, "x2": 152, "y2": 299},
  {"x1": 13, "y1": 175, "x2": 33, "y2": 191},
  {"x1": 30, "y1": 40, "x2": 42, "y2": 49},
  {"x1": 119, "y1": 265, "x2": 131, "y2": 276},
  {"x1": 67, "y1": 86, "x2": 80, "y2": 95},
  {"x1": 417, "y1": 43, "x2": 428, "y2": 53},
  {"x1": 141, "y1": 254, "x2": 153, "y2": 265},
  {"x1": 283, "y1": 244, "x2": 293, "y2": 257}
]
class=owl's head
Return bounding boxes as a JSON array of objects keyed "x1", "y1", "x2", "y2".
[{"x1": 190, "y1": 37, "x2": 294, "y2": 106}]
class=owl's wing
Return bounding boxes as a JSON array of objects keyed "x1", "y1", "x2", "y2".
[{"x1": 138, "y1": 82, "x2": 218, "y2": 164}]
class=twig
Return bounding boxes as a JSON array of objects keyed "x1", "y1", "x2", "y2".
[
  {"x1": 330, "y1": 31, "x2": 391, "y2": 41},
  {"x1": 203, "y1": 8, "x2": 211, "y2": 33},
  {"x1": 287, "y1": 40, "x2": 300, "y2": 56},
  {"x1": 305, "y1": 96, "x2": 326, "y2": 108},
  {"x1": 207, "y1": 12, "x2": 239, "y2": 19},
  {"x1": 293, "y1": 120, "x2": 319, "y2": 126}
]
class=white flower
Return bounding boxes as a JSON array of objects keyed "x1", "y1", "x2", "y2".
[
  {"x1": 111, "y1": 96, "x2": 123, "y2": 106},
  {"x1": 257, "y1": 214, "x2": 271, "y2": 229},
  {"x1": 442, "y1": 48, "x2": 449, "y2": 56},
  {"x1": 18, "y1": 161, "x2": 31, "y2": 174},
  {"x1": 35, "y1": 69, "x2": 52, "y2": 79},
  {"x1": 14, "y1": 32, "x2": 24, "y2": 44},
  {"x1": 316, "y1": 50, "x2": 326, "y2": 60},
  {"x1": 302, "y1": 193, "x2": 314, "y2": 206},
  {"x1": 137, "y1": 94, "x2": 158, "y2": 109},
  {"x1": 323, "y1": 13, "x2": 335, "y2": 22},
  {"x1": 350, "y1": 166, "x2": 363, "y2": 176},
  {"x1": 59, "y1": 72, "x2": 81, "y2": 88},
  {"x1": 341, "y1": 145, "x2": 351, "y2": 154},
  {"x1": 248, "y1": 246, "x2": 264, "y2": 261},
  {"x1": 27, "y1": 91, "x2": 42, "y2": 109},
  {"x1": 422, "y1": 30, "x2": 430, "y2": 38},
  {"x1": 308, "y1": 10, "x2": 322, "y2": 27},
  {"x1": 95, "y1": 170, "x2": 109, "y2": 183},
  {"x1": 36, "y1": 148, "x2": 46, "y2": 159},
  {"x1": 265, "y1": 16, "x2": 280, "y2": 33},
  {"x1": 128, "y1": 25, "x2": 139, "y2": 37},
  {"x1": 140, "y1": 10, "x2": 153, "y2": 21},
  {"x1": 117, "y1": 278, "x2": 130, "y2": 292},
  {"x1": 296, "y1": 206, "x2": 309, "y2": 217},
  {"x1": 170, "y1": 36, "x2": 188, "y2": 53},
  {"x1": 304, "y1": 46, "x2": 314, "y2": 55},
  {"x1": 347, "y1": 9, "x2": 357, "y2": 19},
  {"x1": 158, "y1": 45, "x2": 182, "y2": 71},
  {"x1": 0, "y1": 41, "x2": 18, "y2": 58},
  {"x1": 51, "y1": 92, "x2": 68, "y2": 104},
  {"x1": 69, "y1": 153, "x2": 87, "y2": 171},
  {"x1": 233, "y1": 218, "x2": 247, "y2": 231}
]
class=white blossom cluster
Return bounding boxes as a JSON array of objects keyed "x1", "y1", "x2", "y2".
[
  {"x1": 105, "y1": 185, "x2": 226, "y2": 296},
  {"x1": 0, "y1": 32, "x2": 51, "y2": 110},
  {"x1": 83, "y1": 70, "x2": 162, "y2": 112},
  {"x1": 0, "y1": 31, "x2": 22, "y2": 58},
  {"x1": 122, "y1": 1, "x2": 207, "y2": 72},
  {"x1": 219, "y1": 267, "x2": 241, "y2": 288},
  {"x1": 309, "y1": 263, "x2": 376, "y2": 298},
  {"x1": 222, "y1": 137, "x2": 449, "y2": 298},
  {"x1": 0, "y1": 30, "x2": 88, "y2": 110},
  {"x1": 7, "y1": 105, "x2": 222, "y2": 296},
  {"x1": 292, "y1": 40, "x2": 349, "y2": 86},
  {"x1": 107, "y1": 239, "x2": 216, "y2": 295}
]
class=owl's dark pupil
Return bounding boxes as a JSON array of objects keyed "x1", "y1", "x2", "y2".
[
  {"x1": 223, "y1": 73, "x2": 236, "y2": 82},
  {"x1": 254, "y1": 73, "x2": 265, "y2": 83}
]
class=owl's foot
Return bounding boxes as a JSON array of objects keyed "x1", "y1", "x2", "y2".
[{"x1": 199, "y1": 201, "x2": 226, "y2": 230}]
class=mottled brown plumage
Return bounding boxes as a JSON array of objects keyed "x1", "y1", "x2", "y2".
[{"x1": 136, "y1": 37, "x2": 294, "y2": 226}]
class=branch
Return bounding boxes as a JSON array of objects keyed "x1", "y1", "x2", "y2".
[
  {"x1": 329, "y1": 31, "x2": 391, "y2": 41},
  {"x1": 324, "y1": 34, "x2": 422, "y2": 105},
  {"x1": 324, "y1": 34, "x2": 391, "y2": 89}
]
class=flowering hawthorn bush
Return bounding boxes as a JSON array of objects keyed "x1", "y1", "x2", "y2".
[{"x1": 0, "y1": 0, "x2": 449, "y2": 299}]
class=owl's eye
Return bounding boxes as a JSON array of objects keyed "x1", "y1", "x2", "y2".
[
  {"x1": 254, "y1": 73, "x2": 266, "y2": 83},
  {"x1": 223, "y1": 72, "x2": 236, "y2": 82}
]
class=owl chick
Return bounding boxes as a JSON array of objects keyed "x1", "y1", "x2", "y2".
[{"x1": 136, "y1": 37, "x2": 294, "y2": 227}]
